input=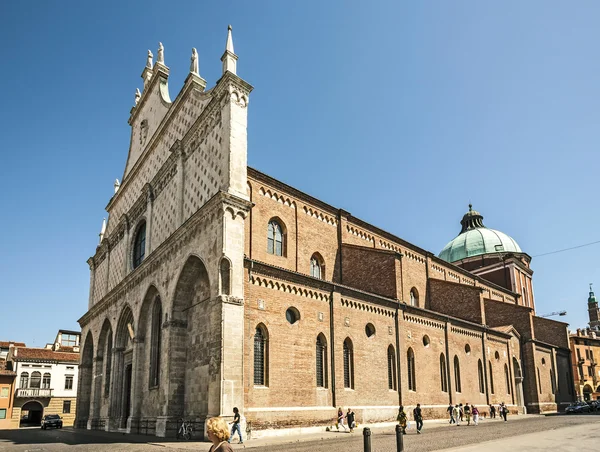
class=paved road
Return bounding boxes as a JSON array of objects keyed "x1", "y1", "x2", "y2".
[
  {"x1": 258, "y1": 414, "x2": 600, "y2": 452},
  {"x1": 0, "y1": 414, "x2": 599, "y2": 451}
]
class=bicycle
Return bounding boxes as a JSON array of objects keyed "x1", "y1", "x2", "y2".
[{"x1": 176, "y1": 419, "x2": 193, "y2": 440}]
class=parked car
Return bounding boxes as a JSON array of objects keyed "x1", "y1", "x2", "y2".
[
  {"x1": 565, "y1": 402, "x2": 591, "y2": 414},
  {"x1": 41, "y1": 414, "x2": 63, "y2": 429}
]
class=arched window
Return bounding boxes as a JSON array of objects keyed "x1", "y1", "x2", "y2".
[
  {"x1": 30, "y1": 371, "x2": 41, "y2": 389},
  {"x1": 454, "y1": 356, "x2": 461, "y2": 393},
  {"x1": 440, "y1": 353, "x2": 448, "y2": 393},
  {"x1": 149, "y1": 298, "x2": 162, "y2": 388},
  {"x1": 343, "y1": 338, "x2": 354, "y2": 389},
  {"x1": 310, "y1": 253, "x2": 324, "y2": 279},
  {"x1": 407, "y1": 348, "x2": 416, "y2": 391},
  {"x1": 478, "y1": 359, "x2": 485, "y2": 393},
  {"x1": 267, "y1": 220, "x2": 284, "y2": 256},
  {"x1": 20, "y1": 372, "x2": 29, "y2": 388},
  {"x1": 489, "y1": 361, "x2": 494, "y2": 394},
  {"x1": 316, "y1": 334, "x2": 327, "y2": 388},
  {"x1": 104, "y1": 331, "x2": 113, "y2": 397},
  {"x1": 42, "y1": 373, "x2": 51, "y2": 389},
  {"x1": 133, "y1": 221, "x2": 146, "y2": 269},
  {"x1": 537, "y1": 367, "x2": 542, "y2": 393},
  {"x1": 505, "y1": 364, "x2": 511, "y2": 394},
  {"x1": 388, "y1": 345, "x2": 397, "y2": 391},
  {"x1": 410, "y1": 288, "x2": 419, "y2": 307},
  {"x1": 220, "y1": 259, "x2": 231, "y2": 295},
  {"x1": 254, "y1": 325, "x2": 268, "y2": 386}
]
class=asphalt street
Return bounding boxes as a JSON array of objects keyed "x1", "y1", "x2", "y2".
[{"x1": 0, "y1": 414, "x2": 599, "y2": 451}]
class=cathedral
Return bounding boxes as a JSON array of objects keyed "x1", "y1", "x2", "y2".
[{"x1": 75, "y1": 28, "x2": 574, "y2": 437}]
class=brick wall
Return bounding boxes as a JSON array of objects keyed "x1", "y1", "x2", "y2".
[
  {"x1": 428, "y1": 279, "x2": 484, "y2": 325},
  {"x1": 533, "y1": 317, "x2": 569, "y2": 349},
  {"x1": 341, "y1": 245, "x2": 398, "y2": 299}
]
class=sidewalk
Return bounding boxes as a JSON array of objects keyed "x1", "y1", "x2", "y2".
[{"x1": 150, "y1": 414, "x2": 544, "y2": 450}]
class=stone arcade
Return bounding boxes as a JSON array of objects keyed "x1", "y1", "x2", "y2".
[{"x1": 76, "y1": 28, "x2": 574, "y2": 437}]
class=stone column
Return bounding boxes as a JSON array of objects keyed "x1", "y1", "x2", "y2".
[
  {"x1": 122, "y1": 217, "x2": 130, "y2": 277},
  {"x1": 127, "y1": 337, "x2": 144, "y2": 433},
  {"x1": 88, "y1": 356, "x2": 103, "y2": 429},
  {"x1": 104, "y1": 242, "x2": 111, "y2": 294},
  {"x1": 109, "y1": 348, "x2": 124, "y2": 430}
]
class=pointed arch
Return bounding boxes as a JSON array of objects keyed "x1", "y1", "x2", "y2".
[
  {"x1": 169, "y1": 255, "x2": 211, "y2": 419},
  {"x1": 388, "y1": 345, "x2": 397, "y2": 391},
  {"x1": 343, "y1": 338, "x2": 354, "y2": 389},
  {"x1": 454, "y1": 355, "x2": 461, "y2": 393},
  {"x1": 478, "y1": 359, "x2": 485, "y2": 393},
  {"x1": 440, "y1": 353, "x2": 448, "y2": 392},
  {"x1": 407, "y1": 348, "x2": 416, "y2": 391},
  {"x1": 219, "y1": 257, "x2": 231, "y2": 295},
  {"x1": 254, "y1": 324, "x2": 269, "y2": 386},
  {"x1": 267, "y1": 218, "x2": 286, "y2": 256},
  {"x1": 310, "y1": 252, "x2": 325, "y2": 279},
  {"x1": 316, "y1": 333, "x2": 328, "y2": 388}
]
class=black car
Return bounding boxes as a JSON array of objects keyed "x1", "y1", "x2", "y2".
[
  {"x1": 565, "y1": 402, "x2": 591, "y2": 414},
  {"x1": 41, "y1": 414, "x2": 63, "y2": 429}
]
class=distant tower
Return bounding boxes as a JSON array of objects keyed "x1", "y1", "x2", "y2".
[{"x1": 588, "y1": 283, "x2": 600, "y2": 330}]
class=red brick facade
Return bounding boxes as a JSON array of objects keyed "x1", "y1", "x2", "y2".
[{"x1": 243, "y1": 168, "x2": 574, "y2": 428}]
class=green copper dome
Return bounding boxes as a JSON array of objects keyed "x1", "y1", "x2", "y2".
[{"x1": 439, "y1": 205, "x2": 522, "y2": 263}]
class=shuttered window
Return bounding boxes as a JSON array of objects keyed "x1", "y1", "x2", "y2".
[
  {"x1": 343, "y1": 338, "x2": 354, "y2": 389},
  {"x1": 254, "y1": 326, "x2": 268, "y2": 386},
  {"x1": 388, "y1": 346, "x2": 397, "y2": 390},
  {"x1": 407, "y1": 348, "x2": 416, "y2": 391},
  {"x1": 316, "y1": 335, "x2": 327, "y2": 388}
]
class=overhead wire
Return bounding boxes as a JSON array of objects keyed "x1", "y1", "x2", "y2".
[{"x1": 532, "y1": 240, "x2": 600, "y2": 258}]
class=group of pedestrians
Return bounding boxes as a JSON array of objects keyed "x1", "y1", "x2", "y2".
[
  {"x1": 396, "y1": 404, "x2": 423, "y2": 434},
  {"x1": 446, "y1": 402, "x2": 481, "y2": 426},
  {"x1": 395, "y1": 401, "x2": 510, "y2": 436},
  {"x1": 336, "y1": 407, "x2": 357, "y2": 432},
  {"x1": 447, "y1": 402, "x2": 509, "y2": 426}
]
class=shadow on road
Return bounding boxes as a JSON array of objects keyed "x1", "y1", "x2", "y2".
[{"x1": 0, "y1": 427, "x2": 207, "y2": 447}]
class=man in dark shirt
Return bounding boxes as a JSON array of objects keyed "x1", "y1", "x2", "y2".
[
  {"x1": 413, "y1": 403, "x2": 423, "y2": 434},
  {"x1": 228, "y1": 407, "x2": 243, "y2": 444}
]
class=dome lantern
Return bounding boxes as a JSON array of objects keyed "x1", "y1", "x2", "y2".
[{"x1": 439, "y1": 205, "x2": 522, "y2": 263}]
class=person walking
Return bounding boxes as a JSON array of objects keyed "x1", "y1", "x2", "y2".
[
  {"x1": 472, "y1": 406, "x2": 479, "y2": 425},
  {"x1": 346, "y1": 408, "x2": 356, "y2": 433},
  {"x1": 459, "y1": 403, "x2": 464, "y2": 422},
  {"x1": 413, "y1": 403, "x2": 423, "y2": 434},
  {"x1": 228, "y1": 407, "x2": 243, "y2": 444},
  {"x1": 500, "y1": 402, "x2": 508, "y2": 422},
  {"x1": 489, "y1": 404, "x2": 496, "y2": 419},
  {"x1": 337, "y1": 407, "x2": 348, "y2": 432},
  {"x1": 452, "y1": 404, "x2": 461, "y2": 426},
  {"x1": 447, "y1": 403, "x2": 455, "y2": 424},
  {"x1": 464, "y1": 403, "x2": 471, "y2": 426},
  {"x1": 397, "y1": 406, "x2": 408, "y2": 434}
]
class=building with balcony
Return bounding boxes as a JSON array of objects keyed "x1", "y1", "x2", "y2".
[{"x1": 6, "y1": 331, "x2": 80, "y2": 427}]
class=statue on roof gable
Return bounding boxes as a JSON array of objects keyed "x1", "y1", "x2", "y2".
[
  {"x1": 190, "y1": 48, "x2": 199, "y2": 75},
  {"x1": 157, "y1": 42, "x2": 164, "y2": 64},
  {"x1": 146, "y1": 49, "x2": 153, "y2": 69}
]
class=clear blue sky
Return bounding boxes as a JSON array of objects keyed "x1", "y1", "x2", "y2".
[{"x1": 1, "y1": 1, "x2": 599, "y2": 345}]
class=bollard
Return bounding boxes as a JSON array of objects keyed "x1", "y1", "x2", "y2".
[
  {"x1": 363, "y1": 427, "x2": 372, "y2": 452},
  {"x1": 395, "y1": 424, "x2": 404, "y2": 452}
]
